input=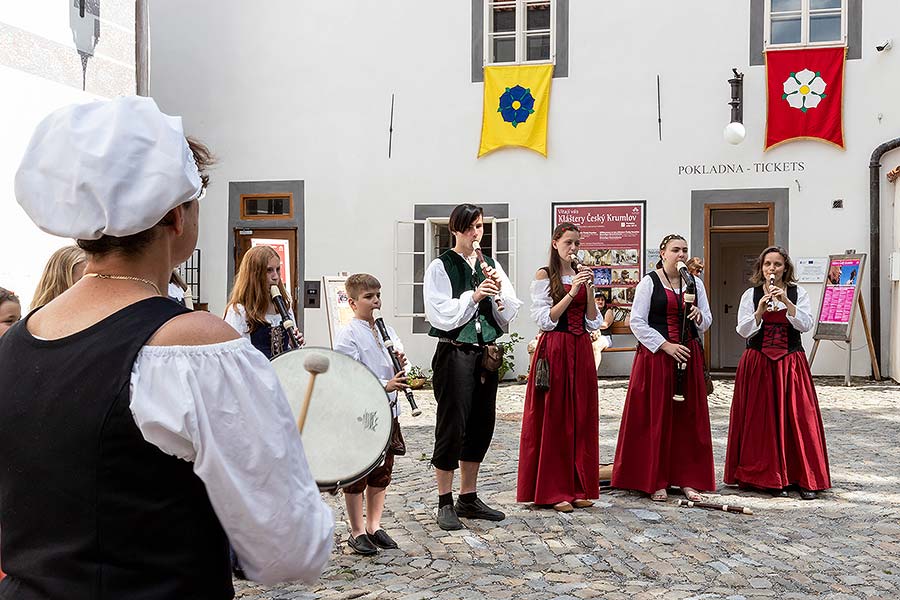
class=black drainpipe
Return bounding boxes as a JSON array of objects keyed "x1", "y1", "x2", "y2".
[{"x1": 868, "y1": 137, "x2": 900, "y2": 372}]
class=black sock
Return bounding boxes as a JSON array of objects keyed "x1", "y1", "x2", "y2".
[
  {"x1": 459, "y1": 492, "x2": 477, "y2": 503},
  {"x1": 438, "y1": 492, "x2": 453, "y2": 508}
]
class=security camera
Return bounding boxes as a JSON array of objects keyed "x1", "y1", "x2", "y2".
[{"x1": 876, "y1": 39, "x2": 892, "y2": 52}]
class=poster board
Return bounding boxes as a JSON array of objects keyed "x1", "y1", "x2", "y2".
[
  {"x1": 813, "y1": 253, "x2": 866, "y2": 341},
  {"x1": 322, "y1": 275, "x2": 354, "y2": 347},
  {"x1": 250, "y1": 238, "x2": 292, "y2": 294},
  {"x1": 551, "y1": 201, "x2": 646, "y2": 310}
]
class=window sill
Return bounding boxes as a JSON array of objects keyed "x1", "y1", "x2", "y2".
[
  {"x1": 484, "y1": 60, "x2": 555, "y2": 67},
  {"x1": 764, "y1": 42, "x2": 847, "y2": 51}
]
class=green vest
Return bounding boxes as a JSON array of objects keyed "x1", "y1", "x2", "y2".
[{"x1": 428, "y1": 250, "x2": 504, "y2": 344}]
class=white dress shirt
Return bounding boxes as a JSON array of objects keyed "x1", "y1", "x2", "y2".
[
  {"x1": 529, "y1": 277, "x2": 604, "y2": 332},
  {"x1": 424, "y1": 253, "x2": 521, "y2": 331},
  {"x1": 629, "y1": 273, "x2": 713, "y2": 353},
  {"x1": 735, "y1": 285, "x2": 814, "y2": 339},
  {"x1": 129, "y1": 339, "x2": 334, "y2": 585},
  {"x1": 333, "y1": 318, "x2": 404, "y2": 418}
]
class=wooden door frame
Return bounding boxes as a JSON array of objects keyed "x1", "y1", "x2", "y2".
[
  {"x1": 703, "y1": 202, "x2": 775, "y2": 368},
  {"x1": 233, "y1": 227, "x2": 300, "y2": 317}
]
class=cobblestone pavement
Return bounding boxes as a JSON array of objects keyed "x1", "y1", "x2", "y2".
[{"x1": 236, "y1": 377, "x2": 900, "y2": 600}]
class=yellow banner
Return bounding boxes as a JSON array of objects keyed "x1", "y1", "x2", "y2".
[{"x1": 478, "y1": 64, "x2": 553, "y2": 158}]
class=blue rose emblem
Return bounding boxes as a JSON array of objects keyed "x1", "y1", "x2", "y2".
[{"x1": 497, "y1": 85, "x2": 535, "y2": 128}]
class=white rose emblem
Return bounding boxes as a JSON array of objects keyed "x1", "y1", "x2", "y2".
[{"x1": 782, "y1": 69, "x2": 827, "y2": 113}]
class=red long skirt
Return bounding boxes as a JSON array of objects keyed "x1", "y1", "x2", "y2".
[
  {"x1": 612, "y1": 339, "x2": 715, "y2": 494},
  {"x1": 517, "y1": 331, "x2": 599, "y2": 504},
  {"x1": 724, "y1": 349, "x2": 831, "y2": 491}
]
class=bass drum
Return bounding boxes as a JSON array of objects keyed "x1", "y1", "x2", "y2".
[{"x1": 270, "y1": 347, "x2": 392, "y2": 492}]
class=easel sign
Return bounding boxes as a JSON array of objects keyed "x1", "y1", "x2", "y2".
[
  {"x1": 809, "y1": 253, "x2": 881, "y2": 384},
  {"x1": 322, "y1": 275, "x2": 354, "y2": 347}
]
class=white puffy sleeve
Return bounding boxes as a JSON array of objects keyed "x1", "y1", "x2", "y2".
[
  {"x1": 424, "y1": 259, "x2": 478, "y2": 331},
  {"x1": 129, "y1": 339, "x2": 334, "y2": 585},
  {"x1": 787, "y1": 285, "x2": 814, "y2": 333},
  {"x1": 490, "y1": 259, "x2": 522, "y2": 325},
  {"x1": 529, "y1": 279, "x2": 557, "y2": 331},
  {"x1": 736, "y1": 288, "x2": 761, "y2": 339},
  {"x1": 332, "y1": 324, "x2": 361, "y2": 361},
  {"x1": 584, "y1": 297, "x2": 605, "y2": 332},
  {"x1": 693, "y1": 276, "x2": 713, "y2": 334},
  {"x1": 223, "y1": 304, "x2": 250, "y2": 339},
  {"x1": 629, "y1": 275, "x2": 667, "y2": 353}
]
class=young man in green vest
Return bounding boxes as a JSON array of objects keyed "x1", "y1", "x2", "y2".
[{"x1": 423, "y1": 204, "x2": 521, "y2": 530}]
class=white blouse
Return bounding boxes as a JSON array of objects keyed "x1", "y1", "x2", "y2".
[
  {"x1": 424, "y1": 254, "x2": 522, "y2": 331},
  {"x1": 629, "y1": 273, "x2": 713, "y2": 353},
  {"x1": 130, "y1": 339, "x2": 334, "y2": 585},
  {"x1": 224, "y1": 303, "x2": 281, "y2": 338},
  {"x1": 529, "y1": 277, "x2": 604, "y2": 332},
  {"x1": 735, "y1": 285, "x2": 814, "y2": 339},
  {"x1": 333, "y1": 318, "x2": 405, "y2": 418}
]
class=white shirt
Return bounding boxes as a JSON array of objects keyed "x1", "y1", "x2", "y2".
[
  {"x1": 333, "y1": 318, "x2": 404, "y2": 418},
  {"x1": 736, "y1": 285, "x2": 813, "y2": 338},
  {"x1": 424, "y1": 253, "x2": 522, "y2": 330},
  {"x1": 224, "y1": 303, "x2": 281, "y2": 338},
  {"x1": 529, "y1": 277, "x2": 604, "y2": 332},
  {"x1": 130, "y1": 339, "x2": 334, "y2": 585},
  {"x1": 629, "y1": 272, "x2": 713, "y2": 353}
]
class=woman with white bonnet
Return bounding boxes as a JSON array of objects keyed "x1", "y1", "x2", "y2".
[{"x1": 0, "y1": 96, "x2": 333, "y2": 599}]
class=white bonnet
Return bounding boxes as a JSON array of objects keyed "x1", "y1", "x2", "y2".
[{"x1": 15, "y1": 96, "x2": 203, "y2": 240}]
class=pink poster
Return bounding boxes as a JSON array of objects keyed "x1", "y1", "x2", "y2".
[
  {"x1": 552, "y1": 202, "x2": 645, "y2": 307},
  {"x1": 819, "y1": 258, "x2": 860, "y2": 324}
]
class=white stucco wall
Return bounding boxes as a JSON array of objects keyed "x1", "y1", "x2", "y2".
[
  {"x1": 147, "y1": 1, "x2": 900, "y2": 377},
  {"x1": 0, "y1": 0, "x2": 135, "y2": 311}
]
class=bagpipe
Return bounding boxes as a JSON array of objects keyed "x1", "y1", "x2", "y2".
[{"x1": 673, "y1": 261, "x2": 696, "y2": 401}]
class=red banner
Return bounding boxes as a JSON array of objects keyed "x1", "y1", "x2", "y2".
[{"x1": 765, "y1": 47, "x2": 845, "y2": 150}]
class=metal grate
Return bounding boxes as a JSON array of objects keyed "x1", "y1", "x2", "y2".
[{"x1": 177, "y1": 249, "x2": 201, "y2": 302}]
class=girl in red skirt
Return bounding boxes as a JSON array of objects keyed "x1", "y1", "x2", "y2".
[
  {"x1": 612, "y1": 234, "x2": 714, "y2": 502},
  {"x1": 517, "y1": 223, "x2": 601, "y2": 512},
  {"x1": 724, "y1": 246, "x2": 830, "y2": 500}
]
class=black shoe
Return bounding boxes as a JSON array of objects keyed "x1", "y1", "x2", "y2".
[
  {"x1": 454, "y1": 497, "x2": 506, "y2": 521},
  {"x1": 437, "y1": 504, "x2": 464, "y2": 530},
  {"x1": 771, "y1": 488, "x2": 789, "y2": 498},
  {"x1": 367, "y1": 528, "x2": 399, "y2": 549},
  {"x1": 799, "y1": 488, "x2": 818, "y2": 500},
  {"x1": 347, "y1": 533, "x2": 378, "y2": 555}
]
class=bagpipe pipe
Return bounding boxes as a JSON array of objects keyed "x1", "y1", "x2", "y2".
[
  {"x1": 673, "y1": 261, "x2": 696, "y2": 401},
  {"x1": 270, "y1": 285, "x2": 304, "y2": 349},
  {"x1": 372, "y1": 309, "x2": 421, "y2": 417},
  {"x1": 676, "y1": 499, "x2": 753, "y2": 515},
  {"x1": 472, "y1": 241, "x2": 504, "y2": 312}
]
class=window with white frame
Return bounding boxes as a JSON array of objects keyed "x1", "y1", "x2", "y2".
[
  {"x1": 485, "y1": 0, "x2": 554, "y2": 66},
  {"x1": 766, "y1": 0, "x2": 845, "y2": 47},
  {"x1": 394, "y1": 217, "x2": 517, "y2": 323}
]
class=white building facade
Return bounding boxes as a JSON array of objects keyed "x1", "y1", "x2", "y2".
[
  {"x1": 3, "y1": 2, "x2": 899, "y2": 380},
  {"x1": 0, "y1": 0, "x2": 147, "y2": 308}
]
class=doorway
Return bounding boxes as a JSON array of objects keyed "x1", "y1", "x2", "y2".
[
  {"x1": 705, "y1": 204, "x2": 775, "y2": 370},
  {"x1": 234, "y1": 227, "x2": 299, "y2": 315}
]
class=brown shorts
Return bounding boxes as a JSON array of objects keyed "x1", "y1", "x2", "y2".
[{"x1": 343, "y1": 449, "x2": 395, "y2": 494}]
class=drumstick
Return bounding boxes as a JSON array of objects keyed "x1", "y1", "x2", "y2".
[{"x1": 297, "y1": 354, "x2": 330, "y2": 434}]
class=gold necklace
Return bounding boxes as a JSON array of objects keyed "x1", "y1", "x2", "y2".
[{"x1": 83, "y1": 273, "x2": 161, "y2": 296}]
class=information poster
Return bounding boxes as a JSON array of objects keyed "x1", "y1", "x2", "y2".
[
  {"x1": 322, "y1": 275, "x2": 354, "y2": 346},
  {"x1": 814, "y1": 254, "x2": 866, "y2": 341},
  {"x1": 795, "y1": 257, "x2": 828, "y2": 283},
  {"x1": 552, "y1": 201, "x2": 645, "y2": 308},
  {"x1": 819, "y1": 257, "x2": 860, "y2": 324},
  {"x1": 251, "y1": 238, "x2": 292, "y2": 294}
]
